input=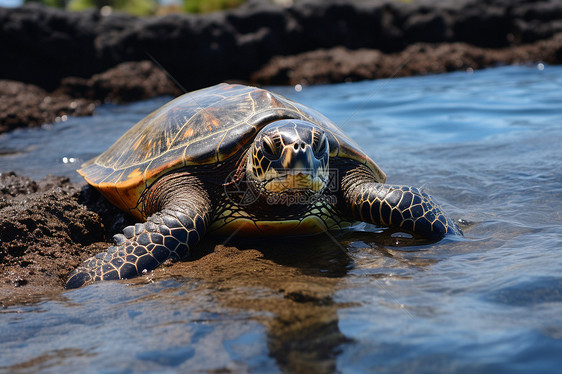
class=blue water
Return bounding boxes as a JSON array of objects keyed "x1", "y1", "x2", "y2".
[{"x1": 1, "y1": 65, "x2": 562, "y2": 373}]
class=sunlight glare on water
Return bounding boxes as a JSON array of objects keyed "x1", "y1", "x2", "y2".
[{"x1": 1, "y1": 65, "x2": 561, "y2": 372}]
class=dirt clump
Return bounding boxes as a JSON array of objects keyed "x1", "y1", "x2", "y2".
[{"x1": 0, "y1": 172, "x2": 133, "y2": 305}]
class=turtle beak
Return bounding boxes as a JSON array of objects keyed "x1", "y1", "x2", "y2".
[{"x1": 264, "y1": 141, "x2": 327, "y2": 192}]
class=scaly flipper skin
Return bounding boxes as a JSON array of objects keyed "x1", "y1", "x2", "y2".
[
  {"x1": 340, "y1": 164, "x2": 461, "y2": 238},
  {"x1": 65, "y1": 175, "x2": 211, "y2": 289}
]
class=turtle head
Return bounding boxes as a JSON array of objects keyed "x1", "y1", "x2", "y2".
[{"x1": 246, "y1": 120, "x2": 330, "y2": 199}]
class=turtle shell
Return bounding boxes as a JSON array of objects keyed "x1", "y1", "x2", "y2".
[{"x1": 79, "y1": 83, "x2": 385, "y2": 220}]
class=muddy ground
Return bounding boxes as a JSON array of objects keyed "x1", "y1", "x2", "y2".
[
  {"x1": 0, "y1": 172, "x2": 358, "y2": 372},
  {"x1": 0, "y1": 173, "x2": 130, "y2": 304},
  {"x1": 1, "y1": 175, "x2": 361, "y2": 372},
  {"x1": 0, "y1": 173, "x2": 348, "y2": 308}
]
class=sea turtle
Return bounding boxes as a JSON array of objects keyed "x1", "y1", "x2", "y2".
[{"x1": 66, "y1": 83, "x2": 461, "y2": 289}]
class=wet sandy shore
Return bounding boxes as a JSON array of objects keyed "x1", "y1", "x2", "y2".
[{"x1": 0, "y1": 173, "x2": 357, "y2": 371}]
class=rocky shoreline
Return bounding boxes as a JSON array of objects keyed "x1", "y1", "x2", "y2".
[
  {"x1": 0, "y1": 172, "x2": 131, "y2": 304},
  {"x1": 1, "y1": 0, "x2": 562, "y2": 302},
  {"x1": 1, "y1": 0, "x2": 562, "y2": 133},
  {"x1": 251, "y1": 34, "x2": 562, "y2": 85}
]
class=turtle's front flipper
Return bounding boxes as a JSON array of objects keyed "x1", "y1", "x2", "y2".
[
  {"x1": 65, "y1": 177, "x2": 211, "y2": 289},
  {"x1": 340, "y1": 165, "x2": 461, "y2": 239}
]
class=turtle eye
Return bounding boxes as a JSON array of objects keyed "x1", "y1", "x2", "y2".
[
  {"x1": 313, "y1": 133, "x2": 327, "y2": 156},
  {"x1": 261, "y1": 137, "x2": 279, "y2": 160}
]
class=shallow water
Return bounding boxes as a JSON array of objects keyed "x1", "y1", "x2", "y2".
[{"x1": 1, "y1": 65, "x2": 562, "y2": 373}]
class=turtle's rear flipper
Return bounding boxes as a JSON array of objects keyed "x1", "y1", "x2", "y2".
[{"x1": 65, "y1": 187, "x2": 210, "y2": 289}]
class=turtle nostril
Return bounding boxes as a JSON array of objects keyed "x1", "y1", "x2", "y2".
[{"x1": 293, "y1": 142, "x2": 306, "y2": 151}]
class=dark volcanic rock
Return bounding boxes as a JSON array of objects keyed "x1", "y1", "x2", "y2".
[
  {"x1": 0, "y1": 4, "x2": 103, "y2": 90},
  {"x1": 1, "y1": 0, "x2": 562, "y2": 133},
  {"x1": 0, "y1": 80, "x2": 94, "y2": 133},
  {"x1": 0, "y1": 60, "x2": 180, "y2": 134},
  {"x1": 251, "y1": 34, "x2": 562, "y2": 86},
  {"x1": 56, "y1": 60, "x2": 183, "y2": 102},
  {"x1": 0, "y1": 172, "x2": 132, "y2": 303},
  {"x1": 2, "y1": 0, "x2": 562, "y2": 91}
]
